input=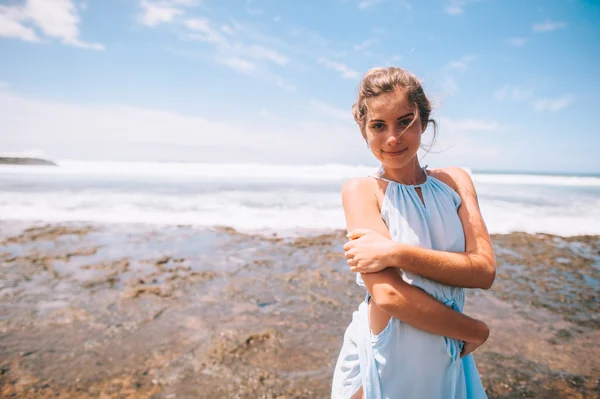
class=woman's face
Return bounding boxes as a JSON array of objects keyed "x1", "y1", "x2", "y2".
[{"x1": 364, "y1": 87, "x2": 424, "y2": 169}]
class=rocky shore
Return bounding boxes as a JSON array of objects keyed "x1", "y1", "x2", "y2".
[
  {"x1": 0, "y1": 157, "x2": 57, "y2": 166},
  {"x1": 0, "y1": 221, "x2": 598, "y2": 398}
]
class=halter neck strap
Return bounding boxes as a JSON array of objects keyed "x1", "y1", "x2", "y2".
[{"x1": 370, "y1": 165, "x2": 429, "y2": 186}]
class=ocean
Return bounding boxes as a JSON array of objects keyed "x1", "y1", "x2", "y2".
[{"x1": 1, "y1": 160, "x2": 599, "y2": 237}]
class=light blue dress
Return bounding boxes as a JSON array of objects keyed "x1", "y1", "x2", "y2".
[{"x1": 331, "y1": 167, "x2": 487, "y2": 399}]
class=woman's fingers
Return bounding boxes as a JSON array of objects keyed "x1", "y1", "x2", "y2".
[
  {"x1": 347, "y1": 228, "x2": 370, "y2": 240},
  {"x1": 461, "y1": 341, "x2": 477, "y2": 358}
]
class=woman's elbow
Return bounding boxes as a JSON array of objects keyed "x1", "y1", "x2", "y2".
[
  {"x1": 371, "y1": 284, "x2": 406, "y2": 311},
  {"x1": 479, "y1": 260, "x2": 496, "y2": 290}
]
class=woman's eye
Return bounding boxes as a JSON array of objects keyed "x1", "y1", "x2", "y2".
[
  {"x1": 399, "y1": 119, "x2": 411, "y2": 127},
  {"x1": 371, "y1": 123, "x2": 384, "y2": 130}
]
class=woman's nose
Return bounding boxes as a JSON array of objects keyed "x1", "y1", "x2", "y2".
[{"x1": 387, "y1": 129, "x2": 403, "y2": 145}]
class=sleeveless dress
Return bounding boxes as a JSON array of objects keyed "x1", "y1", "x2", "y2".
[{"x1": 331, "y1": 167, "x2": 487, "y2": 399}]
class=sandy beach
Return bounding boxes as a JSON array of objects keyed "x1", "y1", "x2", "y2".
[{"x1": 0, "y1": 221, "x2": 598, "y2": 398}]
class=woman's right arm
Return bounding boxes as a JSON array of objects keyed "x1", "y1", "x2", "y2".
[{"x1": 342, "y1": 177, "x2": 488, "y2": 345}]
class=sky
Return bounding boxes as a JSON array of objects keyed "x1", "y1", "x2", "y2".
[{"x1": 0, "y1": 0, "x2": 598, "y2": 173}]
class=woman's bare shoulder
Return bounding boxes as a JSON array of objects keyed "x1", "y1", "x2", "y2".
[
  {"x1": 342, "y1": 177, "x2": 387, "y2": 209},
  {"x1": 342, "y1": 177, "x2": 374, "y2": 195},
  {"x1": 428, "y1": 167, "x2": 474, "y2": 194},
  {"x1": 428, "y1": 166, "x2": 472, "y2": 190},
  {"x1": 343, "y1": 176, "x2": 387, "y2": 193}
]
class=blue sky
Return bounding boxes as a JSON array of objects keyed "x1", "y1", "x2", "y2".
[{"x1": 0, "y1": 0, "x2": 598, "y2": 173}]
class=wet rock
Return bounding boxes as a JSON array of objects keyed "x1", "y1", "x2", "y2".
[
  {"x1": 123, "y1": 284, "x2": 173, "y2": 299},
  {"x1": 1, "y1": 221, "x2": 598, "y2": 398},
  {"x1": 67, "y1": 247, "x2": 98, "y2": 257},
  {"x1": 155, "y1": 256, "x2": 171, "y2": 266},
  {"x1": 1, "y1": 224, "x2": 94, "y2": 245},
  {"x1": 291, "y1": 231, "x2": 346, "y2": 249}
]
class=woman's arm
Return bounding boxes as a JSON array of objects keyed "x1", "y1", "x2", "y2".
[
  {"x1": 345, "y1": 167, "x2": 496, "y2": 289},
  {"x1": 342, "y1": 177, "x2": 489, "y2": 345}
]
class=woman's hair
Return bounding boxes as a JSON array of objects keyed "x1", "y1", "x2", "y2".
[{"x1": 351, "y1": 67, "x2": 437, "y2": 148}]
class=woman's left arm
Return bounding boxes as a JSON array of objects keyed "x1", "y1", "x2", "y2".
[{"x1": 344, "y1": 167, "x2": 496, "y2": 289}]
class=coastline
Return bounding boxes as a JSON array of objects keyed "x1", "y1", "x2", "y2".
[
  {"x1": 0, "y1": 221, "x2": 598, "y2": 398},
  {"x1": 0, "y1": 157, "x2": 57, "y2": 166}
]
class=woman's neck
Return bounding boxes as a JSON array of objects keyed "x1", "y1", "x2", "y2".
[{"x1": 380, "y1": 160, "x2": 427, "y2": 185}]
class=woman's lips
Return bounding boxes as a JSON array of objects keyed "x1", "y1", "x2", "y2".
[{"x1": 383, "y1": 148, "x2": 408, "y2": 156}]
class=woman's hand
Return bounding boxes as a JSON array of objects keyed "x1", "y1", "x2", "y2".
[
  {"x1": 461, "y1": 320, "x2": 489, "y2": 358},
  {"x1": 343, "y1": 228, "x2": 398, "y2": 273}
]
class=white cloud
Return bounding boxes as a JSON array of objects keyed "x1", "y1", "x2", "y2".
[
  {"x1": 273, "y1": 15, "x2": 281, "y2": 22},
  {"x1": 0, "y1": 6, "x2": 39, "y2": 42},
  {"x1": 138, "y1": 0, "x2": 184, "y2": 27},
  {"x1": 309, "y1": 100, "x2": 351, "y2": 123},
  {"x1": 246, "y1": 8, "x2": 263, "y2": 15},
  {"x1": 244, "y1": 45, "x2": 288, "y2": 66},
  {"x1": 146, "y1": 5, "x2": 292, "y2": 90},
  {"x1": 149, "y1": 12, "x2": 294, "y2": 92},
  {"x1": 446, "y1": 54, "x2": 476, "y2": 71},
  {"x1": 218, "y1": 56, "x2": 256, "y2": 74},
  {"x1": 318, "y1": 57, "x2": 359, "y2": 79},
  {"x1": 0, "y1": 81, "x2": 9, "y2": 88},
  {"x1": 357, "y1": 0, "x2": 410, "y2": 10},
  {"x1": 533, "y1": 95, "x2": 573, "y2": 112},
  {"x1": 0, "y1": 90, "x2": 266, "y2": 160},
  {"x1": 444, "y1": 0, "x2": 477, "y2": 15},
  {"x1": 170, "y1": 0, "x2": 198, "y2": 5},
  {"x1": 494, "y1": 85, "x2": 533, "y2": 102},
  {"x1": 227, "y1": 19, "x2": 287, "y2": 50},
  {"x1": 533, "y1": 20, "x2": 566, "y2": 33},
  {"x1": 354, "y1": 38, "x2": 377, "y2": 51},
  {"x1": 29, "y1": 0, "x2": 103, "y2": 49},
  {"x1": 183, "y1": 17, "x2": 289, "y2": 69},
  {"x1": 445, "y1": 6, "x2": 463, "y2": 15},
  {"x1": 185, "y1": 20, "x2": 223, "y2": 44},
  {"x1": 358, "y1": 0, "x2": 385, "y2": 9},
  {"x1": 186, "y1": 31, "x2": 217, "y2": 43},
  {"x1": 0, "y1": 90, "x2": 371, "y2": 164},
  {"x1": 505, "y1": 37, "x2": 528, "y2": 47},
  {"x1": 184, "y1": 17, "x2": 209, "y2": 31},
  {"x1": 0, "y1": 0, "x2": 103, "y2": 50}
]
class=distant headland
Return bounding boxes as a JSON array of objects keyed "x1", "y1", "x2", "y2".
[{"x1": 0, "y1": 157, "x2": 57, "y2": 166}]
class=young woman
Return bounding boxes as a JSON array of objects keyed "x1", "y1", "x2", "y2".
[{"x1": 331, "y1": 67, "x2": 495, "y2": 399}]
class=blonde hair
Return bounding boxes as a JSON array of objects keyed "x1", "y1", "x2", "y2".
[{"x1": 352, "y1": 67, "x2": 437, "y2": 145}]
